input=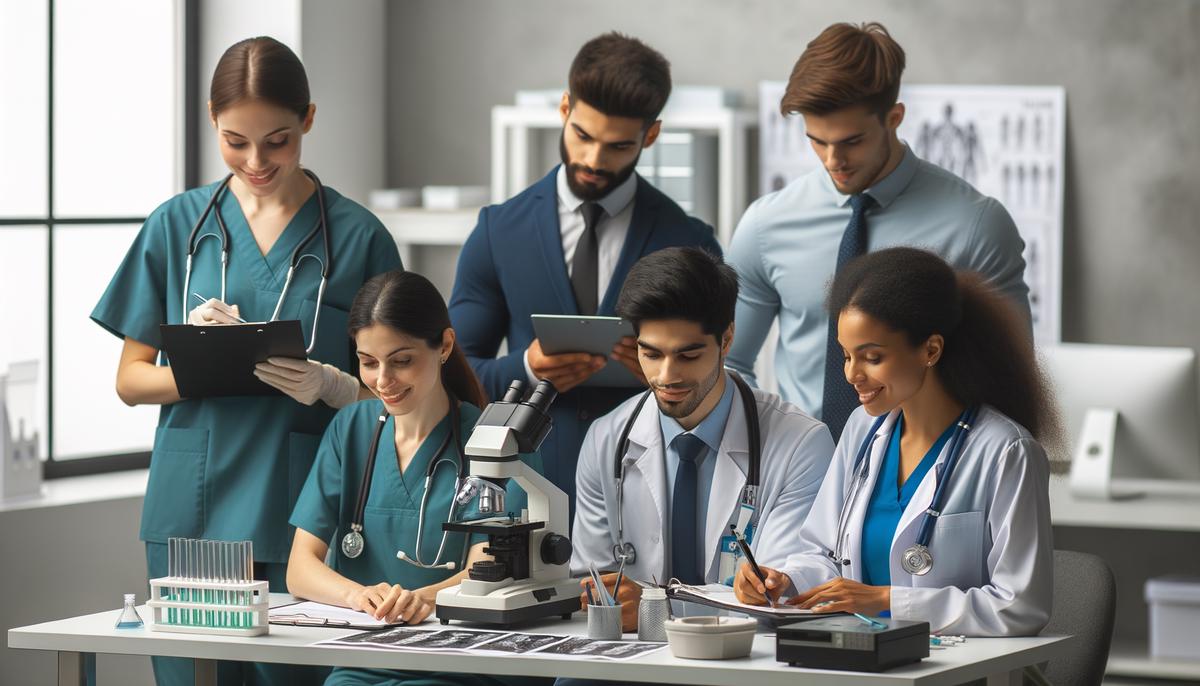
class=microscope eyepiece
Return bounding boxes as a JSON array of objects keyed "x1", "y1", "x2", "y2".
[
  {"x1": 502, "y1": 380, "x2": 525, "y2": 404},
  {"x1": 525, "y1": 380, "x2": 558, "y2": 413}
]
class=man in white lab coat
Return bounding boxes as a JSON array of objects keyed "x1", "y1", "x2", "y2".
[{"x1": 568, "y1": 247, "x2": 836, "y2": 632}]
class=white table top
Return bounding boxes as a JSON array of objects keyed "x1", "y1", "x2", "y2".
[{"x1": 8, "y1": 594, "x2": 1071, "y2": 686}]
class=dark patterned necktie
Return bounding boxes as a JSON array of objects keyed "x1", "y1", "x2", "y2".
[{"x1": 821, "y1": 193, "x2": 874, "y2": 441}]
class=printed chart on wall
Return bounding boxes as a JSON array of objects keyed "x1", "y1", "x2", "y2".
[{"x1": 759, "y1": 82, "x2": 1066, "y2": 343}]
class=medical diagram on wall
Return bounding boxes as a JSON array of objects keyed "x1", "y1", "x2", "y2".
[{"x1": 759, "y1": 82, "x2": 1066, "y2": 343}]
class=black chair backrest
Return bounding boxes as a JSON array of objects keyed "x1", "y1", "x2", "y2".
[{"x1": 1042, "y1": 549, "x2": 1117, "y2": 686}]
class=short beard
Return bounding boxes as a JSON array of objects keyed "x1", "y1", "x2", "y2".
[
  {"x1": 559, "y1": 130, "x2": 641, "y2": 202},
  {"x1": 653, "y1": 360, "x2": 723, "y2": 420}
]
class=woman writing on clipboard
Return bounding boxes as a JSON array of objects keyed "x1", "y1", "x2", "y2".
[
  {"x1": 734, "y1": 247, "x2": 1058, "y2": 636},
  {"x1": 91, "y1": 37, "x2": 400, "y2": 684}
]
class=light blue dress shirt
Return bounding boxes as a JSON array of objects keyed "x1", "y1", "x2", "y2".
[
  {"x1": 727, "y1": 145, "x2": 1031, "y2": 418},
  {"x1": 660, "y1": 374, "x2": 735, "y2": 556}
]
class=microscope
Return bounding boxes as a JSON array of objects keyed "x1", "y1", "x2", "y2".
[{"x1": 435, "y1": 379, "x2": 579, "y2": 625}]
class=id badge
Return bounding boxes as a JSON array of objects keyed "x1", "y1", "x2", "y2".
[{"x1": 718, "y1": 534, "x2": 740, "y2": 585}]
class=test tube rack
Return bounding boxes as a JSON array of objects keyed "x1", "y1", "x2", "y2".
[{"x1": 147, "y1": 576, "x2": 270, "y2": 637}]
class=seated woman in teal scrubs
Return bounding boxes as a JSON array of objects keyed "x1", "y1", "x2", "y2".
[
  {"x1": 91, "y1": 37, "x2": 400, "y2": 685},
  {"x1": 735, "y1": 248, "x2": 1058, "y2": 637},
  {"x1": 288, "y1": 270, "x2": 548, "y2": 686}
]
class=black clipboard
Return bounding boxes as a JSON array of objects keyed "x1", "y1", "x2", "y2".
[
  {"x1": 160, "y1": 320, "x2": 308, "y2": 398},
  {"x1": 530, "y1": 314, "x2": 641, "y2": 388}
]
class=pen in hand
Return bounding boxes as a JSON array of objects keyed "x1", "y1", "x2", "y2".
[
  {"x1": 191, "y1": 292, "x2": 247, "y2": 323},
  {"x1": 732, "y1": 524, "x2": 776, "y2": 608}
]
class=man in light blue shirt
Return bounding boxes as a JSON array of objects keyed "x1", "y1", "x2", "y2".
[
  {"x1": 727, "y1": 22, "x2": 1030, "y2": 440},
  {"x1": 568, "y1": 248, "x2": 834, "y2": 642}
]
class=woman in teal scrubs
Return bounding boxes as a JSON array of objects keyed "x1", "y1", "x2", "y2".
[
  {"x1": 91, "y1": 37, "x2": 400, "y2": 685},
  {"x1": 288, "y1": 270, "x2": 547, "y2": 686}
]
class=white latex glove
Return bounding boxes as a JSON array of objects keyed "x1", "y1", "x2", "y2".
[
  {"x1": 188, "y1": 298, "x2": 242, "y2": 325},
  {"x1": 253, "y1": 356, "x2": 360, "y2": 408}
]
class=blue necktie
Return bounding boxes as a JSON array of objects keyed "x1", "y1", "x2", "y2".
[
  {"x1": 822, "y1": 193, "x2": 874, "y2": 441},
  {"x1": 671, "y1": 433, "x2": 707, "y2": 585}
]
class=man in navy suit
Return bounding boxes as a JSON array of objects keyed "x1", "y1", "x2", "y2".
[{"x1": 449, "y1": 33, "x2": 721, "y2": 513}]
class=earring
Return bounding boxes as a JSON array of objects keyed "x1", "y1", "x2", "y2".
[{"x1": 927, "y1": 361, "x2": 934, "y2": 367}]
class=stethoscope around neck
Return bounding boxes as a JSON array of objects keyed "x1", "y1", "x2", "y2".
[
  {"x1": 339, "y1": 395, "x2": 469, "y2": 570},
  {"x1": 828, "y1": 405, "x2": 979, "y2": 577},
  {"x1": 610, "y1": 370, "x2": 763, "y2": 568},
  {"x1": 182, "y1": 168, "x2": 332, "y2": 354}
]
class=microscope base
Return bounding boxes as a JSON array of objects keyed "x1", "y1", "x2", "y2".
[{"x1": 435, "y1": 578, "x2": 580, "y2": 626}]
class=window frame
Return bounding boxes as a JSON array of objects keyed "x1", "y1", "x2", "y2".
[{"x1": 0, "y1": 0, "x2": 200, "y2": 479}]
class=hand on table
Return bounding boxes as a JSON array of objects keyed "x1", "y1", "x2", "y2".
[
  {"x1": 788, "y1": 577, "x2": 891, "y2": 615},
  {"x1": 732, "y1": 562, "x2": 791, "y2": 606},
  {"x1": 348, "y1": 582, "x2": 433, "y2": 624}
]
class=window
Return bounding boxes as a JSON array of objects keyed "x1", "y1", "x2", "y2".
[{"x1": 0, "y1": 0, "x2": 190, "y2": 477}]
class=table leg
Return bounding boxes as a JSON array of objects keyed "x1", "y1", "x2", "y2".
[
  {"x1": 57, "y1": 651, "x2": 86, "y2": 686},
  {"x1": 986, "y1": 667, "x2": 1022, "y2": 686},
  {"x1": 194, "y1": 658, "x2": 217, "y2": 686}
]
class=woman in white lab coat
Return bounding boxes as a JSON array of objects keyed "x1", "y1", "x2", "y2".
[{"x1": 734, "y1": 247, "x2": 1059, "y2": 636}]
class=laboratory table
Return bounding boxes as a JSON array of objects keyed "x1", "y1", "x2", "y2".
[{"x1": 9, "y1": 594, "x2": 1071, "y2": 686}]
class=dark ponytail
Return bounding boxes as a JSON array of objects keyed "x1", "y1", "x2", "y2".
[
  {"x1": 827, "y1": 247, "x2": 1059, "y2": 442},
  {"x1": 210, "y1": 37, "x2": 310, "y2": 119},
  {"x1": 347, "y1": 270, "x2": 488, "y2": 410}
]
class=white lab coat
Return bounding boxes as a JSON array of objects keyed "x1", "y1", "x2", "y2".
[
  {"x1": 571, "y1": 373, "x2": 835, "y2": 584},
  {"x1": 778, "y1": 405, "x2": 1054, "y2": 636}
]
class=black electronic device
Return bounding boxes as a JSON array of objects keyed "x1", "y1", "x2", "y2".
[{"x1": 776, "y1": 616, "x2": 930, "y2": 672}]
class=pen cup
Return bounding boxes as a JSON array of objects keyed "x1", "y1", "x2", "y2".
[{"x1": 587, "y1": 603, "x2": 623, "y2": 641}]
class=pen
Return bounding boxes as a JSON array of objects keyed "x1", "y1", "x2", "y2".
[
  {"x1": 191, "y1": 292, "x2": 247, "y2": 323},
  {"x1": 854, "y1": 613, "x2": 888, "y2": 629},
  {"x1": 586, "y1": 585, "x2": 597, "y2": 607},
  {"x1": 731, "y1": 524, "x2": 776, "y2": 608}
]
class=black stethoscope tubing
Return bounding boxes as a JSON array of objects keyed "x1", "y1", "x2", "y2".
[
  {"x1": 345, "y1": 397, "x2": 465, "y2": 553},
  {"x1": 610, "y1": 370, "x2": 763, "y2": 565}
]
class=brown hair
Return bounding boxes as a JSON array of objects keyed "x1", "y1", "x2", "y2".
[
  {"x1": 568, "y1": 32, "x2": 671, "y2": 124},
  {"x1": 210, "y1": 37, "x2": 310, "y2": 119},
  {"x1": 347, "y1": 270, "x2": 488, "y2": 411},
  {"x1": 827, "y1": 247, "x2": 1060, "y2": 445},
  {"x1": 781, "y1": 22, "x2": 906, "y2": 119}
]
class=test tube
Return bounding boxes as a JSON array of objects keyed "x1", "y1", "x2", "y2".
[{"x1": 167, "y1": 538, "x2": 177, "y2": 624}]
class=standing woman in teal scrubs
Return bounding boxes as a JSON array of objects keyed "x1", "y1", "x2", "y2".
[
  {"x1": 288, "y1": 270, "x2": 547, "y2": 686},
  {"x1": 91, "y1": 37, "x2": 401, "y2": 685}
]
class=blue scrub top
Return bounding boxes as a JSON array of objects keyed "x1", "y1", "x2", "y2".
[
  {"x1": 860, "y1": 413, "x2": 957, "y2": 587},
  {"x1": 289, "y1": 400, "x2": 544, "y2": 591},
  {"x1": 91, "y1": 178, "x2": 402, "y2": 562}
]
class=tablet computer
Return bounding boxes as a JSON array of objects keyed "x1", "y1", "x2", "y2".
[{"x1": 530, "y1": 314, "x2": 643, "y2": 388}]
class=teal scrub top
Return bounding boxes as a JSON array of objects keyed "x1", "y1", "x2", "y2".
[
  {"x1": 289, "y1": 400, "x2": 545, "y2": 590},
  {"x1": 860, "y1": 413, "x2": 956, "y2": 587},
  {"x1": 90, "y1": 178, "x2": 402, "y2": 562}
]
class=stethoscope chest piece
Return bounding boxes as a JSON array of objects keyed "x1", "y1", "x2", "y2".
[
  {"x1": 612, "y1": 541, "x2": 636, "y2": 566},
  {"x1": 901, "y1": 543, "x2": 933, "y2": 576},
  {"x1": 341, "y1": 526, "x2": 365, "y2": 559}
]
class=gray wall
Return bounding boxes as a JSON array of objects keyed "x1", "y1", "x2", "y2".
[
  {"x1": 384, "y1": 0, "x2": 1200, "y2": 354},
  {"x1": 1, "y1": 496, "x2": 153, "y2": 686}
]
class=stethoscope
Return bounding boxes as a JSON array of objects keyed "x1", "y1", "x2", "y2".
[
  {"x1": 182, "y1": 169, "x2": 332, "y2": 354},
  {"x1": 610, "y1": 371, "x2": 762, "y2": 567},
  {"x1": 827, "y1": 405, "x2": 979, "y2": 577},
  {"x1": 340, "y1": 397, "x2": 469, "y2": 571}
]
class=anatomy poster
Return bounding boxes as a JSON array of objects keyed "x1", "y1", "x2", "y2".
[{"x1": 759, "y1": 83, "x2": 1065, "y2": 343}]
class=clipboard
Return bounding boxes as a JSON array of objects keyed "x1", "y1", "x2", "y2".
[
  {"x1": 269, "y1": 600, "x2": 398, "y2": 631},
  {"x1": 530, "y1": 314, "x2": 642, "y2": 388},
  {"x1": 665, "y1": 581, "x2": 841, "y2": 625},
  {"x1": 160, "y1": 320, "x2": 308, "y2": 398}
]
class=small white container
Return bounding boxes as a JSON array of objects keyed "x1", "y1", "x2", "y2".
[
  {"x1": 664, "y1": 616, "x2": 756, "y2": 660},
  {"x1": 1146, "y1": 576, "x2": 1200, "y2": 660},
  {"x1": 368, "y1": 188, "x2": 421, "y2": 210},
  {"x1": 421, "y1": 186, "x2": 490, "y2": 210}
]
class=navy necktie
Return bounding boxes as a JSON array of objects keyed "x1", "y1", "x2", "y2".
[
  {"x1": 671, "y1": 433, "x2": 707, "y2": 585},
  {"x1": 570, "y1": 201, "x2": 605, "y2": 315},
  {"x1": 822, "y1": 193, "x2": 874, "y2": 441}
]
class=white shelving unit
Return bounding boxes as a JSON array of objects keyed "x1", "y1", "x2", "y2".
[
  {"x1": 490, "y1": 104, "x2": 756, "y2": 245},
  {"x1": 1048, "y1": 478, "x2": 1200, "y2": 680},
  {"x1": 374, "y1": 207, "x2": 481, "y2": 266}
]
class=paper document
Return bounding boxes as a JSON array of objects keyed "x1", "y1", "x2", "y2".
[
  {"x1": 667, "y1": 582, "x2": 825, "y2": 619},
  {"x1": 270, "y1": 600, "x2": 402, "y2": 630}
]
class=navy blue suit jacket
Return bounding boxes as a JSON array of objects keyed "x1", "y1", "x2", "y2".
[{"x1": 449, "y1": 166, "x2": 722, "y2": 508}]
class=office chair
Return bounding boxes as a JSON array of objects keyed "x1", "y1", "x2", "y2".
[{"x1": 1038, "y1": 549, "x2": 1118, "y2": 686}]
